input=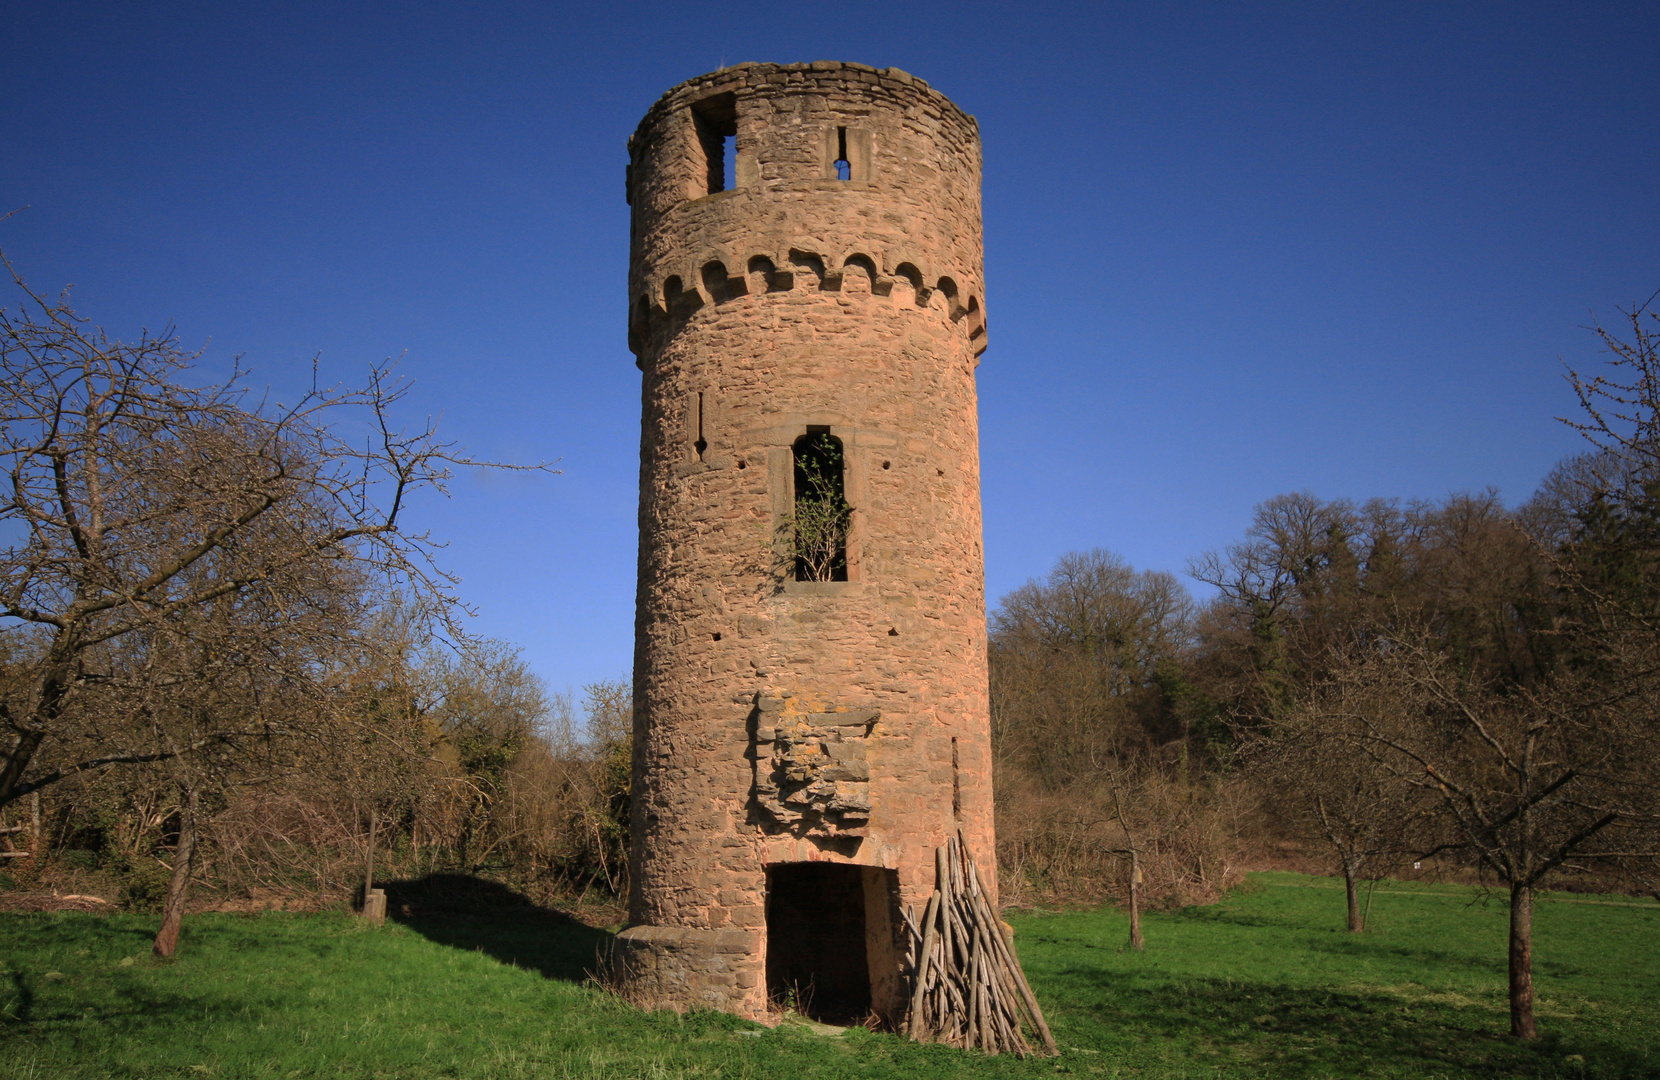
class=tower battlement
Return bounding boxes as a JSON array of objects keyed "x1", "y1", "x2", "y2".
[
  {"x1": 616, "y1": 62, "x2": 995, "y2": 1024},
  {"x1": 625, "y1": 62, "x2": 986, "y2": 362}
]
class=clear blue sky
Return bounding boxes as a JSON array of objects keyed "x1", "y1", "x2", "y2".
[{"x1": 4, "y1": 2, "x2": 1657, "y2": 697}]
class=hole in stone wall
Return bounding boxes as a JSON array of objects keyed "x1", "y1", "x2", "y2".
[
  {"x1": 887, "y1": 627, "x2": 899, "y2": 636},
  {"x1": 712, "y1": 632, "x2": 722, "y2": 642},
  {"x1": 664, "y1": 275, "x2": 702, "y2": 319},
  {"x1": 792, "y1": 427, "x2": 848, "y2": 582},
  {"x1": 881, "y1": 460, "x2": 891, "y2": 470},
  {"x1": 692, "y1": 93, "x2": 738, "y2": 195},
  {"x1": 935, "y1": 276, "x2": 964, "y2": 321},
  {"x1": 766, "y1": 863, "x2": 870, "y2": 1021},
  {"x1": 840, "y1": 254, "x2": 878, "y2": 295},
  {"x1": 738, "y1": 460, "x2": 747, "y2": 470},
  {"x1": 788, "y1": 249, "x2": 826, "y2": 289}
]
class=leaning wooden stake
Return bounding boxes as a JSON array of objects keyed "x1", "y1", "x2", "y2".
[{"x1": 902, "y1": 832, "x2": 1058, "y2": 1056}]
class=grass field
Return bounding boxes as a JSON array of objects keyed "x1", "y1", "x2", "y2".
[{"x1": 1, "y1": 871, "x2": 1655, "y2": 1079}]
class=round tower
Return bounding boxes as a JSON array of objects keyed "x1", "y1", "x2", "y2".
[{"x1": 616, "y1": 61, "x2": 991, "y2": 1023}]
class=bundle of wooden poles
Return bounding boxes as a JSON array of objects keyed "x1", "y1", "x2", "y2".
[{"x1": 901, "y1": 832, "x2": 1058, "y2": 1057}]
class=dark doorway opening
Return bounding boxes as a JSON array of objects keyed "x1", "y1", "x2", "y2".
[{"x1": 766, "y1": 862, "x2": 869, "y2": 1021}]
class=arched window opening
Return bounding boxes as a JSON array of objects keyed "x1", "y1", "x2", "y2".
[{"x1": 791, "y1": 427, "x2": 849, "y2": 582}]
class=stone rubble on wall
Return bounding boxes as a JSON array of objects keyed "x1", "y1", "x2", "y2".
[{"x1": 751, "y1": 694, "x2": 878, "y2": 837}]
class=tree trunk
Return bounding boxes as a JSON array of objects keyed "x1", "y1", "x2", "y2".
[
  {"x1": 0, "y1": 728, "x2": 47, "y2": 809},
  {"x1": 1128, "y1": 853, "x2": 1144, "y2": 950},
  {"x1": 0, "y1": 646, "x2": 76, "y2": 808},
  {"x1": 152, "y1": 786, "x2": 199, "y2": 959},
  {"x1": 1508, "y1": 881, "x2": 1536, "y2": 1038},
  {"x1": 1110, "y1": 780, "x2": 1144, "y2": 951},
  {"x1": 1343, "y1": 861, "x2": 1363, "y2": 932}
]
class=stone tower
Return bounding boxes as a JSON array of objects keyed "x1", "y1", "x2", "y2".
[{"x1": 615, "y1": 61, "x2": 991, "y2": 1023}]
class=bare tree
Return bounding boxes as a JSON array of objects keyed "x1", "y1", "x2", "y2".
[
  {"x1": 1564, "y1": 296, "x2": 1660, "y2": 504},
  {"x1": 0, "y1": 248, "x2": 545, "y2": 812},
  {"x1": 1314, "y1": 638, "x2": 1656, "y2": 1038},
  {"x1": 1547, "y1": 296, "x2": 1660, "y2": 906},
  {"x1": 1247, "y1": 655, "x2": 1427, "y2": 931},
  {"x1": 1106, "y1": 777, "x2": 1144, "y2": 949},
  {"x1": 419, "y1": 641, "x2": 551, "y2": 874},
  {"x1": 988, "y1": 549, "x2": 1247, "y2": 910},
  {"x1": 1554, "y1": 298, "x2": 1660, "y2": 661}
]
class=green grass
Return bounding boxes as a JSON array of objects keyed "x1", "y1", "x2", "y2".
[{"x1": 1, "y1": 871, "x2": 1655, "y2": 1079}]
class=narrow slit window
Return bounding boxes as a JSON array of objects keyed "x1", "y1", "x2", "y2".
[
  {"x1": 834, "y1": 127, "x2": 851, "y2": 181},
  {"x1": 791, "y1": 427, "x2": 848, "y2": 582},
  {"x1": 951, "y1": 736, "x2": 961, "y2": 820},
  {"x1": 694, "y1": 392, "x2": 707, "y2": 460}
]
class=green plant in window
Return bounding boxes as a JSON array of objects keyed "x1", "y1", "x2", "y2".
[{"x1": 784, "y1": 434, "x2": 850, "y2": 582}]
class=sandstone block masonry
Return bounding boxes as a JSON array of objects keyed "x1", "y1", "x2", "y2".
[{"x1": 615, "y1": 62, "x2": 993, "y2": 1024}]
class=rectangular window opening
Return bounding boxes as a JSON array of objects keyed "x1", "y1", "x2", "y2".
[
  {"x1": 834, "y1": 126, "x2": 851, "y2": 181},
  {"x1": 792, "y1": 426, "x2": 848, "y2": 582},
  {"x1": 692, "y1": 94, "x2": 738, "y2": 195}
]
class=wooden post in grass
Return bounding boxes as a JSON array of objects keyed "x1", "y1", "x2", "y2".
[
  {"x1": 361, "y1": 807, "x2": 377, "y2": 917},
  {"x1": 359, "y1": 807, "x2": 386, "y2": 923}
]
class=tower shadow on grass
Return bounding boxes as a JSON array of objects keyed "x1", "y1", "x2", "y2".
[{"x1": 381, "y1": 874, "x2": 614, "y2": 984}]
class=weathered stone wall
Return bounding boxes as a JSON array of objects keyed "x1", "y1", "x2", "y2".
[{"x1": 623, "y1": 61, "x2": 992, "y2": 1022}]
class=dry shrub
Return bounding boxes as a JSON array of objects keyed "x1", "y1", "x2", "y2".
[
  {"x1": 201, "y1": 703, "x2": 631, "y2": 912},
  {"x1": 995, "y1": 760, "x2": 1252, "y2": 910},
  {"x1": 210, "y1": 789, "x2": 381, "y2": 905},
  {"x1": 4, "y1": 662, "x2": 635, "y2": 916}
]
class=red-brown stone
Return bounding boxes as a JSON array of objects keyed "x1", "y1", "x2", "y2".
[{"x1": 617, "y1": 62, "x2": 993, "y2": 1023}]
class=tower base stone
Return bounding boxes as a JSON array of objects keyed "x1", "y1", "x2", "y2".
[{"x1": 612, "y1": 926, "x2": 765, "y2": 1016}]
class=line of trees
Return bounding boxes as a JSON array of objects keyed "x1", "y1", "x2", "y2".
[{"x1": 989, "y1": 302, "x2": 1660, "y2": 1039}]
